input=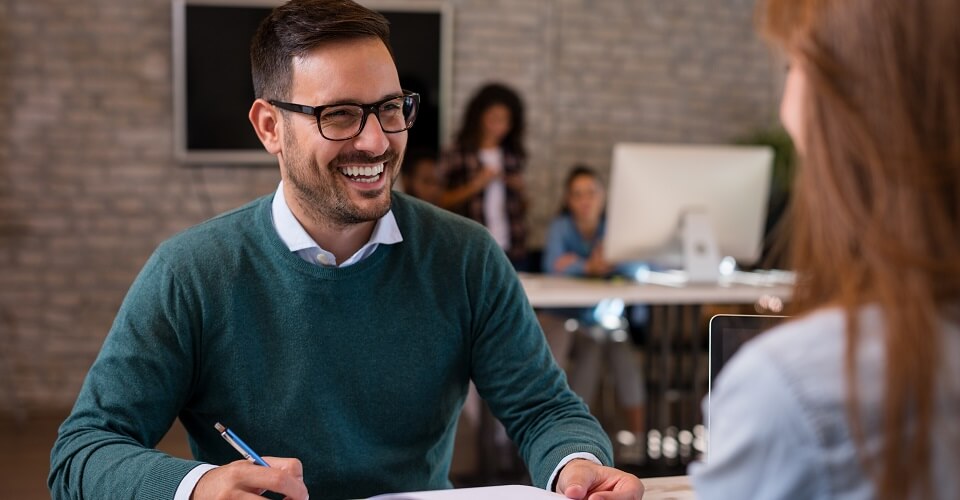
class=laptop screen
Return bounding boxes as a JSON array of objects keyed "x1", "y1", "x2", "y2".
[
  {"x1": 708, "y1": 314, "x2": 787, "y2": 382},
  {"x1": 706, "y1": 314, "x2": 788, "y2": 455}
]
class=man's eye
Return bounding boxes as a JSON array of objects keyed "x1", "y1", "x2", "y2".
[
  {"x1": 323, "y1": 108, "x2": 358, "y2": 119},
  {"x1": 381, "y1": 102, "x2": 403, "y2": 112}
]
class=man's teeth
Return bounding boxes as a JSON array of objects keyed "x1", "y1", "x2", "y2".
[{"x1": 340, "y1": 164, "x2": 385, "y2": 179}]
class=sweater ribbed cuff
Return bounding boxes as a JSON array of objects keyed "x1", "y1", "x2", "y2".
[{"x1": 139, "y1": 457, "x2": 206, "y2": 500}]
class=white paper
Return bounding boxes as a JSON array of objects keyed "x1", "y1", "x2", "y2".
[{"x1": 366, "y1": 484, "x2": 565, "y2": 499}]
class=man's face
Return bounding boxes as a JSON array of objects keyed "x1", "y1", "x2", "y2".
[{"x1": 280, "y1": 37, "x2": 406, "y2": 226}]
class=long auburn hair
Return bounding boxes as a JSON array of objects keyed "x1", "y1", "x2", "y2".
[{"x1": 760, "y1": 0, "x2": 960, "y2": 498}]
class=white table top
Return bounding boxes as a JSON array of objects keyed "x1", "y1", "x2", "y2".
[
  {"x1": 640, "y1": 475, "x2": 695, "y2": 500},
  {"x1": 364, "y1": 476, "x2": 694, "y2": 499},
  {"x1": 366, "y1": 484, "x2": 563, "y2": 499},
  {"x1": 519, "y1": 272, "x2": 793, "y2": 308}
]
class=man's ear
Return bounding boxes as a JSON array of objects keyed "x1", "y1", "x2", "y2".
[{"x1": 249, "y1": 98, "x2": 283, "y2": 155}]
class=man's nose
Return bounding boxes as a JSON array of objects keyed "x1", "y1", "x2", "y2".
[{"x1": 352, "y1": 113, "x2": 390, "y2": 155}]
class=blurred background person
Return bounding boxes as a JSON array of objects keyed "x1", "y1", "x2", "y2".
[
  {"x1": 542, "y1": 165, "x2": 647, "y2": 464},
  {"x1": 544, "y1": 165, "x2": 619, "y2": 277},
  {"x1": 440, "y1": 82, "x2": 529, "y2": 271},
  {"x1": 439, "y1": 84, "x2": 531, "y2": 481},
  {"x1": 399, "y1": 147, "x2": 442, "y2": 205},
  {"x1": 691, "y1": 0, "x2": 960, "y2": 498}
]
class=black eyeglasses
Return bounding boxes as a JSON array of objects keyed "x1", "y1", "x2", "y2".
[{"x1": 269, "y1": 91, "x2": 420, "y2": 141}]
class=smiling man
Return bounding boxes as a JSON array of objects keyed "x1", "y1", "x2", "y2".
[{"x1": 48, "y1": 1, "x2": 644, "y2": 499}]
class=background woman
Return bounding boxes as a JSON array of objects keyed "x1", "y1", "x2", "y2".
[
  {"x1": 542, "y1": 165, "x2": 647, "y2": 463},
  {"x1": 440, "y1": 83, "x2": 529, "y2": 270}
]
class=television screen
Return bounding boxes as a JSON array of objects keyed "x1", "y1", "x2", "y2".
[{"x1": 172, "y1": 0, "x2": 449, "y2": 164}]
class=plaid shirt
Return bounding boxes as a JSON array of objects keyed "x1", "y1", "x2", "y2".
[{"x1": 440, "y1": 145, "x2": 528, "y2": 264}]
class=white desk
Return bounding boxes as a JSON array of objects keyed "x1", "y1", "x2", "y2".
[
  {"x1": 365, "y1": 477, "x2": 694, "y2": 499},
  {"x1": 641, "y1": 475, "x2": 695, "y2": 500},
  {"x1": 520, "y1": 272, "x2": 792, "y2": 457},
  {"x1": 519, "y1": 273, "x2": 792, "y2": 308}
]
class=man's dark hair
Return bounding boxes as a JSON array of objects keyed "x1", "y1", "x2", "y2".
[{"x1": 251, "y1": 0, "x2": 393, "y2": 100}]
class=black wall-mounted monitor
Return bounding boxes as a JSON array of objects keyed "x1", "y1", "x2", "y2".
[{"x1": 172, "y1": 0, "x2": 451, "y2": 164}]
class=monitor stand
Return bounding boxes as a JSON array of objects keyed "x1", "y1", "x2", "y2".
[{"x1": 680, "y1": 209, "x2": 721, "y2": 283}]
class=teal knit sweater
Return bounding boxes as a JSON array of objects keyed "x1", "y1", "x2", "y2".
[{"x1": 49, "y1": 192, "x2": 612, "y2": 499}]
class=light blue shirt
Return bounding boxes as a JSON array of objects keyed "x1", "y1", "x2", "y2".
[
  {"x1": 542, "y1": 215, "x2": 604, "y2": 276},
  {"x1": 690, "y1": 306, "x2": 960, "y2": 499},
  {"x1": 542, "y1": 214, "x2": 649, "y2": 325},
  {"x1": 542, "y1": 215, "x2": 646, "y2": 278}
]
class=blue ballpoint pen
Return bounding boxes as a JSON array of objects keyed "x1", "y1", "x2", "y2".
[{"x1": 215, "y1": 422, "x2": 271, "y2": 467}]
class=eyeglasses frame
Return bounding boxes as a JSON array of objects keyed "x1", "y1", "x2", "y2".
[{"x1": 268, "y1": 90, "x2": 420, "y2": 141}]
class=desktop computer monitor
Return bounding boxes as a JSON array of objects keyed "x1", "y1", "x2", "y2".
[{"x1": 604, "y1": 143, "x2": 774, "y2": 282}]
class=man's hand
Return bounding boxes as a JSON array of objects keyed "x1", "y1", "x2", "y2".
[
  {"x1": 191, "y1": 456, "x2": 309, "y2": 500},
  {"x1": 556, "y1": 459, "x2": 644, "y2": 499}
]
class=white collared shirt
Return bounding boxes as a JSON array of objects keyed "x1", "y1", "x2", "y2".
[{"x1": 271, "y1": 181, "x2": 403, "y2": 267}]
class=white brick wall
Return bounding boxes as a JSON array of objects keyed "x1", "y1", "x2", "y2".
[
  {"x1": 0, "y1": 0, "x2": 781, "y2": 413},
  {"x1": 439, "y1": 0, "x2": 781, "y2": 236}
]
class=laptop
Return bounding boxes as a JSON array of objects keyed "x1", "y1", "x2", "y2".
[{"x1": 706, "y1": 314, "x2": 788, "y2": 455}]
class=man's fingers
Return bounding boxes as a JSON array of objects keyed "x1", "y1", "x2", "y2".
[
  {"x1": 262, "y1": 456, "x2": 305, "y2": 479},
  {"x1": 561, "y1": 483, "x2": 588, "y2": 500},
  {"x1": 557, "y1": 461, "x2": 596, "y2": 499},
  {"x1": 193, "y1": 459, "x2": 309, "y2": 500},
  {"x1": 240, "y1": 465, "x2": 307, "y2": 498},
  {"x1": 556, "y1": 460, "x2": 644, "y2": 500},
  {"x1": 588, "y1": 491, "x2": 643, "y2": 500}
]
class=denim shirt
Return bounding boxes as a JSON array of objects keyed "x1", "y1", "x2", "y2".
[
  {"x1": 542, "y1": 215, "x2": 644, "y2": 278},
  {"x1": 689, "y1": 306, "x2": 960, "y2": 500}
]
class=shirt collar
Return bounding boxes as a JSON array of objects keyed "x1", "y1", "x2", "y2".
[{"x1": 271, "y1": 181, "x2": 403, "y2": 266}]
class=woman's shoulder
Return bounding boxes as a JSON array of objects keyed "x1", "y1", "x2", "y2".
[
  {"x1": 544, "y1": 214, "x2": 576, "y2": 238},
  {"x1": 692, "y1": 309, "x2": 844, "y2": 498},
  {"x1": 748, "y1": 306, "x2": 885, "y2": 363},
  {"x1": 737, "y1": 308, "x2": 860, "y2": 385},
  {"x1": 753, "y1": 307, "x2": 849, "y2": 351},
  {"x1": 708, "y1": 308, "x2": 862, "y2": 457},
  {"x1": 723, "y1": 306, "x2": 887, "y2": 422},
  {"x1": 547, "y1": 213, "x2": 574, "y2": 227}
]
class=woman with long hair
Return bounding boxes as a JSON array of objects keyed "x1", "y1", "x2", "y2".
[
  {"x1": 439, "y1": 83, "x2": 529, "y2": 270},
  {"x1": 691, "y1": 0, "x2": 960, "y2": 498}
]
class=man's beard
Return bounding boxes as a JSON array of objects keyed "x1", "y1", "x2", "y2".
[{"x1": 283, "y1": 133, "x2": 400, "y2": 228}]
